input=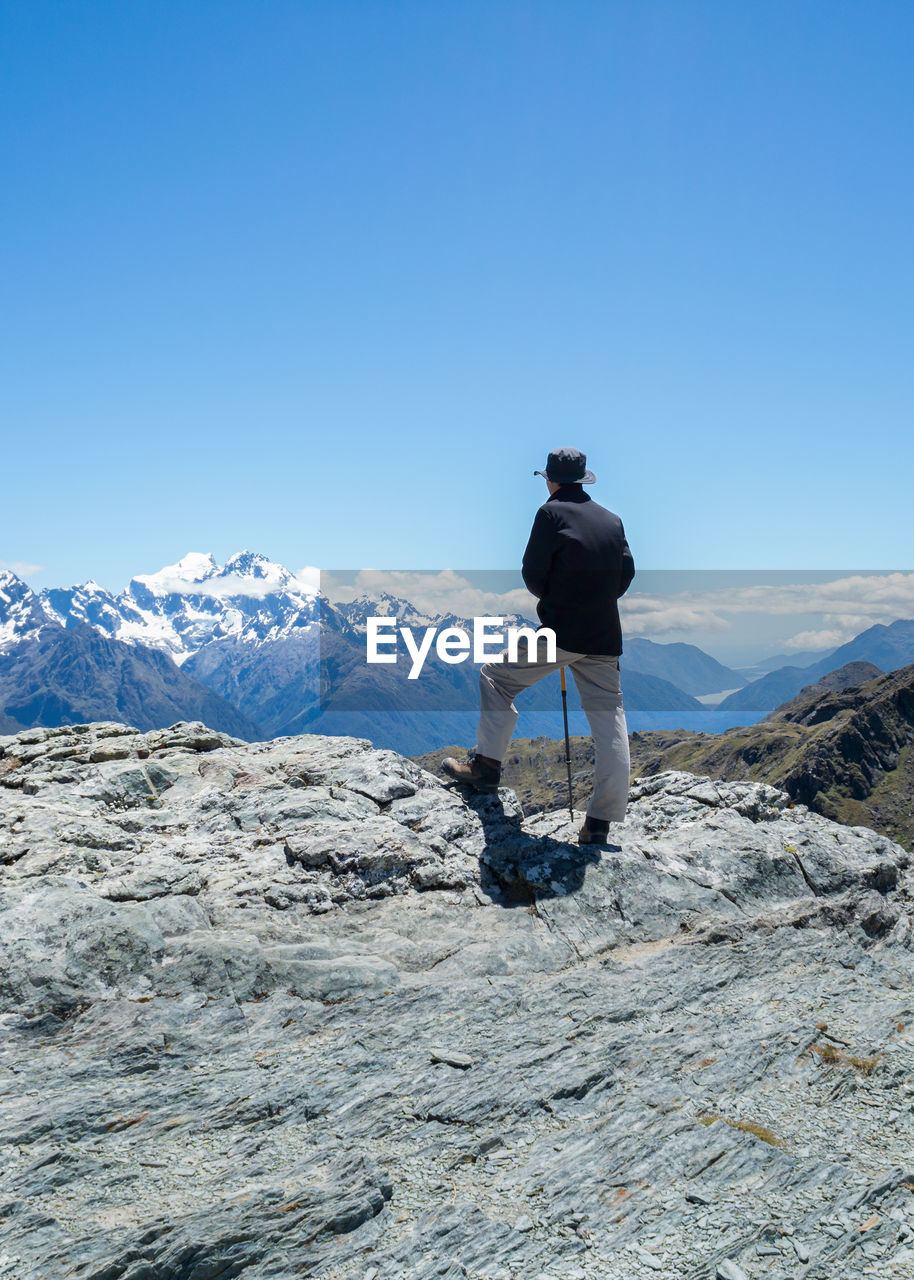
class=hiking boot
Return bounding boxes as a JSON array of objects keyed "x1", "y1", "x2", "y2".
[
  {"x1": 440, "y1": 751, "x2": 502, "y2": 794},
  {"x1": 578, "y1": 816, "x2": 611, "y2": 845}
]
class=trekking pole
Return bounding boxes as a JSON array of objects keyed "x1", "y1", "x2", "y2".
[{"x1": 559, "y1": 666, "x2": 574, "y2": 822}]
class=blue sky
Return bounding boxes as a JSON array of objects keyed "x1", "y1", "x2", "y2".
[{"x1": 2, "y1": 0, "x2": 913, "y2": 592}]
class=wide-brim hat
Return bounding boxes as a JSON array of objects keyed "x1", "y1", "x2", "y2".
[{"x1": 534, "y1": 446, "x2": 595, "y2": 485}]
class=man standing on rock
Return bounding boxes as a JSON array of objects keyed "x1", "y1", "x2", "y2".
[{"x1": 442, "y1": 447, "x2": 635, "y2": 845}]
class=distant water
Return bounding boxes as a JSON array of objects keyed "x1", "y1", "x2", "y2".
[
  {"x1": 313, "y1": 707, "x2": 764, "y2": 757},
  {"x1": 625, "y1": 709, "x2": 762, "y2": 734}
]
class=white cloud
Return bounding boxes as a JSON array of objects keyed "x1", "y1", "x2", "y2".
[
  {"x1": 138, "y1": 574, "x2": 318, "y2": 600},
  {"x1": 781, "y1": 610, "x2": 886, "y2": 651},
  {"x1": 294, "y1": 565, "x2": 321, "y2": 593},
  {"x1": 189, "y1": 575, "x2": 313, "y2": 600},
  {"x1": 783, "y1": 628, "x2": 855, "y2": 651},
  {"x1": 0, "y1": 560, "x2": 46, "y2": 577},
  {"x1": 617, "y1": 604, "x2": 732, "y2": 634},
  {"x1": 322, "y1": 569, "x2": 538, "y2": 621},
  {"x1": 135, "y1": 573, "x2": 250, "y2": 599},
  {"x1": 620, "y1": 573, "x2": 914, "y2": 638},
  {"x1": 620, "y1": 598, "x2": 732, "y2": 635}
]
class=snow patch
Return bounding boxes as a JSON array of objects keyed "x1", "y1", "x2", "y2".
[{"x1": 133, "y1": 552, "x2": 219, "y2": 595}]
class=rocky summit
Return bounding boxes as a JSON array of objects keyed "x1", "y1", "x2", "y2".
[{"x1": 1, "y1": 724, "x2": 914, "y2": 1280}]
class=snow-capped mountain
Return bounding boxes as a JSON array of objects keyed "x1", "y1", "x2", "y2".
[
  {"x1": 40, "y1": 551, "x2": 320, "y2": 664},
  {"x1": 41, "y1": 580, "x2": 127, "y2": 638},
  {"x1": 0, "y1": 567, "x2": 263, "y2": 739},
  {"x1": 336, "y1": 592, "x2": 456, "y2": 634},
  {"x1": 0, "y1": 570, "x2": 57, "y2": 649}
]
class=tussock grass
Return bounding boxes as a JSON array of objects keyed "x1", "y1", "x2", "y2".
[
  {"x1": 698, "y1": 1113, "x2": 786, "y2": 1148},
  {"x1": 811, "y1": 1042, "x2": 880, "y2": 1075}
]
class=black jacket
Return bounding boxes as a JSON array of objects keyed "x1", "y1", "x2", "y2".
[{"x1": 521, "y1": 485, "x2": 634, "y2": 656}]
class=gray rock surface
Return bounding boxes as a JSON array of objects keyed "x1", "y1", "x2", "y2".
[{"x1": 1, "y1": 722, "x2": 913, "y2": 1278}]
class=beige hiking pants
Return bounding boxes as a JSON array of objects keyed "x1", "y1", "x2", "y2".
[{"x1": 476, "y1": 646, "x2": 630, "y2": 823}]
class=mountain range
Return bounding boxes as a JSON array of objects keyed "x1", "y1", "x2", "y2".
[
  {"x1": 4, "y1": 553, "x2": 914, "y2": 756},
  {"x1": 0, "y1": 555, "x2": 723, "y2": 748},
  {"x1": 40, "y1": 551, "x2": 321, "y2": 661},
  {"x1": 717, "y1": 620, "x2": 914, "y2": 715}
]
